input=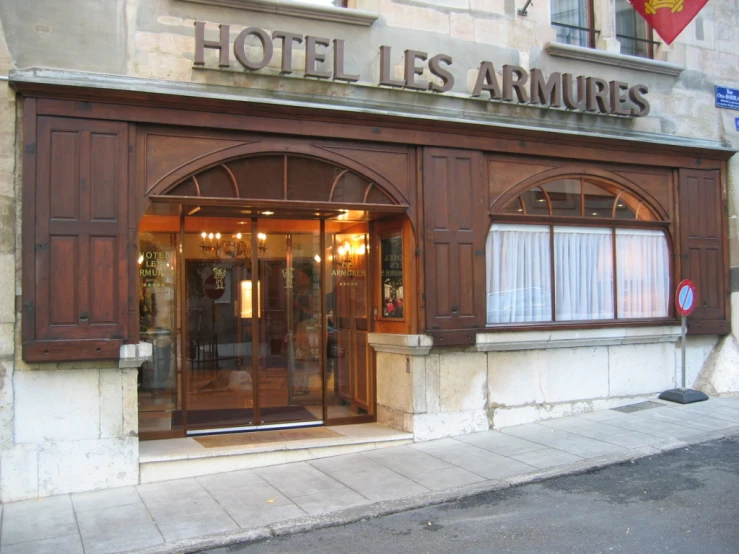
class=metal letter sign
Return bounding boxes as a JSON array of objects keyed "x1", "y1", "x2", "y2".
[
  {"x1": 715, "y1": 86, "x2": 739, "y2": 110},
  {"x1": 675, "y1": 279, "x2": 696, "y2": 316}
]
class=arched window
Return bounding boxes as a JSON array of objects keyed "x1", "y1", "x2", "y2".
[{"x1": 487, "y1": 177, "x2": 670, "y2": 325}]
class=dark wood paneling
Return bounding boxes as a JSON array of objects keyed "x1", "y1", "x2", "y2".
[
  {"x1": 424, "y1": 148, "x2": 487, "y2": 330},
  {"x1": 28, "y1": 96, "x2": 731, "y2": 169},
  {"x1": 24, "y1": 116, "x2": 130, "y2": 360},
  {"x1": 678, "y1": 169, "x2": 728, "y2": 333}
]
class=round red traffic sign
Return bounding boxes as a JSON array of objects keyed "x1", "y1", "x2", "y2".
[{"x1": 675, "y1": 279, "x2": 697, "y2": 317}]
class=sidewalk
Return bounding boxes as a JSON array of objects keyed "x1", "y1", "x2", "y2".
[{"x1": 3, "y1": 395, "x2": 739, "y2": 554}]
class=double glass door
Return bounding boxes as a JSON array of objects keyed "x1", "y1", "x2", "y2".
[{"x1": 137, "y1": 212, "x2": 373, "y2": 437}]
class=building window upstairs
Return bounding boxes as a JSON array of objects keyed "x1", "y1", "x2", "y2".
[
  {"x1": 616, "y1": 0, "x2": 656, "y2": 58},
  {"x1": 551, "y1": 0, "x2": 597, "y2": 48}
]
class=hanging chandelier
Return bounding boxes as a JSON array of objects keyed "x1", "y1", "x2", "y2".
[{"x1": 200, "y1": 232, "x2": 267, "y2": 259}]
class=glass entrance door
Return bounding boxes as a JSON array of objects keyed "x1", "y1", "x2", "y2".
[
  {"x1": 182, "y1": 218, "x2": 325, "y2": 432},
  {"x1": 138, "y1": 209, "x2": 376, "y2": 438}
]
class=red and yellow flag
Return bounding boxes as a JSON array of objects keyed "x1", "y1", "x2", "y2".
[{"x1": 628, "y1": 0, "x2": 710, "y2": 45}]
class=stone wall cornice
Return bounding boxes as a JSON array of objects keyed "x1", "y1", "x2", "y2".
[
  {"x1": 545, "y1": 42, "x2": 685, "y2": 77},
  {"x1": 178, "y1": 0, "x2": 379, "y2": 26}
]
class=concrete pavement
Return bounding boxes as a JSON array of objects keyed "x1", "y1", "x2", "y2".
[{"x1": 2, "y1": 395, "x2": 739, "y2": 554}]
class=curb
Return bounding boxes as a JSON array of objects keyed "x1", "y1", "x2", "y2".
[{"x1": 126, "y1": 426, "x2": 739, "y2": 554}]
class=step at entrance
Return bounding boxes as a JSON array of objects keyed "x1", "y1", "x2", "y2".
[{"x1": 139, "y1": 423, "x2": 413, "y2": 483}]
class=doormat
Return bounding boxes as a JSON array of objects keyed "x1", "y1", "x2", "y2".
[
  {"x1": 194, "y1": 427, "x2": 341, "y2": 448},
  {"x1": 172, "y1": 406, "x2": 318, "y2": 428},
  {"x1": 612, "y1": 401, "x2": 665, "y2": 414}
]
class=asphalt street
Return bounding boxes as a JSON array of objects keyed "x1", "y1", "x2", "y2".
[{"x1": 208, "y1": 436, "x2": 739, "y2": 554}]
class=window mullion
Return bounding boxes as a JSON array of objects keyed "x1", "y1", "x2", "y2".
[
  {"x1": 612, "y1": 228, "x2": 618, "y2": 320},
  {"x1": 550, "y1": 223, "x2": 556, "y2": 322}
]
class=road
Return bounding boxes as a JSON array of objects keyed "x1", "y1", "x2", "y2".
[{"x1": 207, "y1": 436, "x2": 739, "y2": 554}]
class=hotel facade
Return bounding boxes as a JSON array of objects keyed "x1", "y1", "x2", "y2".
[{"x1": 0, "y1": 0, "x2": 738, "y2": 501}]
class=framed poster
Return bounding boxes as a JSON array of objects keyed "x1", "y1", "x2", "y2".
[{"x1": 380, "y1": 231, "x2": 404, "y2": 319}]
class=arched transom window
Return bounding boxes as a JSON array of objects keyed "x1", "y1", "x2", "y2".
[
  {"x1": 487, "y1": 177, "x2": 670, "y2": 325},
  {"x1": 165, "y1": 154, "x2": 395, "y2": 205}
]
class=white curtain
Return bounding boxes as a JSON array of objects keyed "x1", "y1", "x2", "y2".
[
  {"x1": 554, "y1": 226, "x2": 614, "y2": 320},
  {"x1": 486, "y1": 224, "x2": 552, "y2": 324},
  {"x1": 616, "y1": 229, "x2": 670, "y2": 318}
]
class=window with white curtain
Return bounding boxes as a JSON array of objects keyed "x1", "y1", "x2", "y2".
[
  {"x1": 487, "y1": 178, "x2": 670, "y2": 325},
  {"x1": 551, "y1": 0, "x2": 596, "y2": 48}
]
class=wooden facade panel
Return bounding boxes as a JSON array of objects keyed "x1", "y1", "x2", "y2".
[
  {"x1": 679, "y1": 169, "x2": 727, "y2": 333},
  {"x1": 90, "y1": 133, "x2": 120, "y2": 221},
  {"x1": 424, "y1": 148, "x2": 487, "y2": 332},
  {"x1": 458, "y1": 243, "x2": 475, "y2": 316},
  {"x1": 429, "y1": 155, "x2": 450, "y2": 230},
  {"x1": 453, "y1": 158, "x2": 474, "y2": 230},
  {"x1": 488, "y1": 159, "x2": 555, "y2": 209},
  {"x1": 25, "y1": 116, "x2": 130, "y2": 360},
  {"x1": 144, "y1": 132, "x2": 247, "y2": 193},
  {"x1": 48, "y1": 236, "x2": 78, "y2": 328},
  {"x1": 90, "y1": 236, "x2": 117, "y2": 324},
  {"x1": 435, "y1": 243, "x2": 451, "y2": 316},
  {"x1": 611, "y1": 168, "x2": 673, "y2": 221},
  {"x1": 49, "y1": 130, "x2": 79, "y2": 220}
]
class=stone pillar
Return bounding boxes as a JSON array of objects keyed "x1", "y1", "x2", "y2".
[{"x1": 369, "y1": 334, "x2": 490, "y2": 441}]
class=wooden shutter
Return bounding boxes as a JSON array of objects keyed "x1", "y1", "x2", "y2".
[
  {"x1": 678, "y1": 168, "x2": 729, "y2": 334},
  {"x1": 23, "y1": 115, "x2": 131, "y2": 361},
  {"x1": 423, "y1": 148, "x2": 487, "y2": 341}
]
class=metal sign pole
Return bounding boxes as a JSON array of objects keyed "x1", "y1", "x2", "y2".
[
  {"x1": 681, "y1": 315, "x2": 687, "y2": 390},
  {"x1": 659, "y1": 279, "x2": 708, "y2": 404}
]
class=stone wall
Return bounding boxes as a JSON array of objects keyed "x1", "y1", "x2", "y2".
[
  {"x1": 0, "y1": 368, "x2": 139, "y2": 502},
  {"x1": 371, "y1": 331, "x2": 719, "y2": 440}
]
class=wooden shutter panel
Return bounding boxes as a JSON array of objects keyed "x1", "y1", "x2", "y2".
[
  {"x1": 423, "y1": 148, "x2": 487, "y2": 339},
  {"x1": 23, "y1": 116, "x2": 130, "y2": 361},
  {"x1": 678, "y1": 168, "x2": 729, "y2": 335}
]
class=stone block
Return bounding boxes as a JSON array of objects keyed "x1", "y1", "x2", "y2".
[
  {"x1": 439, "y1": 351, "x2": 487, "y2": 412},
  {"x1": 0, "y1": 322, "x2": 13, "y2": 357},
  {"x1": 377, "y1": 404, "x2": 413, "y2": 433},
  {"x1": 376, "y1": 352, "x2": 414, "y2": 413},
  {"x1": 474, "y1": 18, "x2": 509, "y2": 47},
  {"x1": 425, "y1": 353, "x2": 440, "y2": 413},
  {"x1": 413, "y1": 409, "x2": 489, "y2": 441},
  {"x1": 0, "y1": 359, "x2": 14, "y2": 449},
  {"x1": 37, "y1": 437, "x2": 139, "y2": 497},
  {"x1": 99, "y1": 370, "x2": 123, "y2": 439},
  {"x1": 0, "y1": 444, "x2": 39, "y2": 502},
  {"x1": 450, "y1": 13, "x2": 475, "y2": 41},
  {"x1": 15, "y1": 370, "x2": 101, "y2": 443},
  {"x1": 0, "y1": 194, "x2": 14, "y2": 254},
  {"x1": 122, "y1": 369, "x2": 139, "y2": 436},
  {"x1": 684, "y1": 335, "x2": 719, "y2": 387},
  {"x1": 489, "y1": 347, "x2": 609, "y2": 406},
  {"x1": 470, "y1": 0, "x2": 506, "y2": 14},
  {"x1": 410, "y1": 356, "x2": 427, "y2": 413},
  {"x1": 695, "y1": 335, "x2": 739, "y2": 395},
  {"x1": 608, "y1": 342, "x2": 674, "y2": 396},
  {"x1": 0, "y1": 253, "x2": 14, "y2": 324}
]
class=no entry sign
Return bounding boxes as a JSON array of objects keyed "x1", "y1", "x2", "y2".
[{"x1": 675, "y1": 279, "x2": 697, "y2": 317}]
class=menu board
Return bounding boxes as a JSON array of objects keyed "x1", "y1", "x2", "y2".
[{"x1": 380, "y1": 233, "x2": 404, "y2": 319}]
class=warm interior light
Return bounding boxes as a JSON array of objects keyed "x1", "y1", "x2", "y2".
[
  {"x1": 314, "y1": 254, "x2": 321, "y2": 263},
  {"x1": 137, "y1": 255, "x2": 144, "y2": 265},
  {"x1": 262, "y1": 211, "x2": 274, "y2": 216},
  {"x1": 236, "y1": 233, "x2": 242, "y2": 240},
  {"x1": 258, "y1": 233, "x2": 267, "y2": 241},
  {"x1": 240, "y1": 280, "x2": 261, "y2": 318},
  {"x1": 356, "y1": 245, "x2": 366, "y2": 255}
]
